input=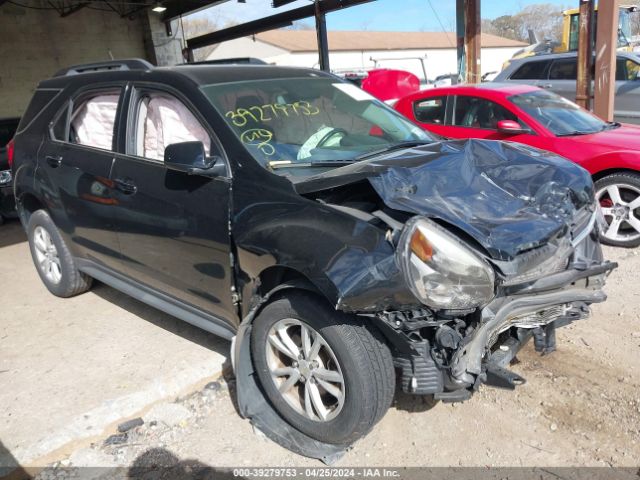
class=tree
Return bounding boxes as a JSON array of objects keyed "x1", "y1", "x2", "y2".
[
  {"x1": 482, "y1": 3, "x2": 567, "y2": 44},
  {"x1": 181, "y1": 16, "x2": 221, "y2": 61}
]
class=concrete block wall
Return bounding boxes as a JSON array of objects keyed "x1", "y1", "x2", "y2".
[{"x1": 0, "y1": 2, "x2": 151, "y2": 118}]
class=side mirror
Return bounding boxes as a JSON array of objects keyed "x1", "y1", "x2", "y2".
[
  {"x1": 164, "y1": 141, "x2": 220, "y2": 176},
  {"x1": 497, "y1": 120, "x2": 526, "y2": 135}
]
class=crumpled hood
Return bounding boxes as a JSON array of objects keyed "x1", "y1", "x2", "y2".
[{"x1": 296, "y1": 139, "x2": 595, "y2": 260}]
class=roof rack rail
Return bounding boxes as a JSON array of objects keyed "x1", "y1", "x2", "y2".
[{"x1": 54, "y1": 59, "x2": 154, "y2": 77}]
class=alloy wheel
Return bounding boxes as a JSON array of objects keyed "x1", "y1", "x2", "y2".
[
  {"x1": 265, "y1": 318, "x2": 345, "y2": 422},
  {"x1": 33, "y1": 226, "x2": 62, "y2": 284},
  {"x1": 597, "y1": 183, "x2": 640, "y2": 243}
]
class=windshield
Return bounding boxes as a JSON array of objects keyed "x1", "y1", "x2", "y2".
[
  {"x1": 509, "y1": 90, "x2": 607, "y2": 136},
  {"x1": 201, "y1": 76, "x2": 433, "y2": 177}
]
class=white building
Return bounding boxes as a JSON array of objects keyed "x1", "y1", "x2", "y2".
[{"x1": 205, "y1": 30, "x2": 526, "y2": 80}]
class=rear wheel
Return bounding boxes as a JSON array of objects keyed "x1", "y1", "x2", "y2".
[
  {"x1": 27, "y1": 209, "x2": 93, "y2": 297},
  {"x1": 595, "y1": 173, "x2": 640, "y2": 248},
  {"x1": 251, "y1": 291, "x2": 395, "y2": 445}
]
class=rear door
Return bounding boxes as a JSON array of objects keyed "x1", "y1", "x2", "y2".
[
  {"x1": 38, "y1": 86, "x2": 123, "y2": 268},
  {"x1": 407, "y1": 95, "x2": 450, "y2": 137},
  {"x1": 545, "y1": 58, "x2": 578, "y2": 102},
  {"x1": 110, "y1": 84, "x2": 237, "y2": 325}
]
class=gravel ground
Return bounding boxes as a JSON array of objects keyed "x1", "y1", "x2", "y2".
[{"x1": 24, "y1": 246, "x2": 640, "y2": 476}]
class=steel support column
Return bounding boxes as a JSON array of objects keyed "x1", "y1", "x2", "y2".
[
  {"x1": 315, "y1": 0, "x2": 330, "y2": 71},
  {"x1": 594, "y1": 0, "x2": 620, "y2": 121},
  {"x1": 576, "y1": 0, "x2": 595, "y2": 109},
  {"x1": 463, "y1": 0, "x2": 481, "y2": 84}
]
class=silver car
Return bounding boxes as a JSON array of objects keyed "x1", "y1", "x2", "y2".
[{"x1": 493, "y1": 51, "x2": 640, "y2": 124}]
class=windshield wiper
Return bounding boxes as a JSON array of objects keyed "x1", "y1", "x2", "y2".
[
  {"x1": 355, "y1": 140, "x2": 432, "y2": 160},
  {"x1": 267, "y1": 160, "x2": 355, "y2": 170},
  {"x1": 555, "y1": 130, "x2": 597, "y2": 137},
  {"x1": 601, "y1": 121, "x2": 621, "y2": 131}
]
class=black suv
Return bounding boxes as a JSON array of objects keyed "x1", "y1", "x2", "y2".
[{"x1": 11, "y1": 59, "x2": 615, "y2": 455}]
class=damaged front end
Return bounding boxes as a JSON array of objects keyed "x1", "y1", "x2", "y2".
[
  {"x1": 334, "y1": 140, "x2": 618, "y2": 400},
  {"x1": 377, "y1": 216, "x2": 613, "y2": 401}
]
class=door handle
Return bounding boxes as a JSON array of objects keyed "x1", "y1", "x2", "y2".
[
  {"x1": 45, "y1": 155, "x2": 62, "y2": 168},
  {"x1": 114, "y1": 178, "x2": 138, "y2": 195}
]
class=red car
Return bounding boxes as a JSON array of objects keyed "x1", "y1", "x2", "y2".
[{"x1": 395, "y1": 84, "x2": 640, "y2": 248}]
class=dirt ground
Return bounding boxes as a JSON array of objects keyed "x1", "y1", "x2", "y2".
[
  {"x1": 2, "y1": 218, "x2": 639, "y2": 475},
  {"x1": 26, "y1": 244, "x2": 640, "y2": 474}
]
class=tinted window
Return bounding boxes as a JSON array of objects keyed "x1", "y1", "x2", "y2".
[
  {"x1": 413, "y1": 96, "x2": 446, "y2": 124},
  {"x1": 453, "y1": 96, "x2": 518, "y2": 130},
  {"x1": 549, "y1": 59, "x2": 577, "y2": 80},
  {"x1": 510, "y1": 60, "x2": 551, "y2": 80}
]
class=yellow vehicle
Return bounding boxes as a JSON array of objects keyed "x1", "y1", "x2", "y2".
[
  {"x1": 503, "y1": 4, "x2": 638, "y2": 71},
  {"x1": 560, "y1": 4, "x2": 638, "y2": 52}
]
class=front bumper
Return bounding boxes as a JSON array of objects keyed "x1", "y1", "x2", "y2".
[
  {"x1": 450, "y1": 265, "x2": 613, "y2": 386},
  {"x1": 386, "y1": 223, "x2": 616, "y2": 400}
]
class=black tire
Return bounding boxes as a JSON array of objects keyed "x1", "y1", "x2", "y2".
[
  {"x1": 27, "y1": 209, "x2": 93, "y2": 297},
  {"x1": 594, "y1": 173, "x2": 640, "y2": 248},
  {"x1": 251, "y1": 290, "x2": 395, "y2": 445}
]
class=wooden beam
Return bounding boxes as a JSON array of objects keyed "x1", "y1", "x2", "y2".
[
  {"x1": 464, "y1": 0, "x2": 481, "y2": 84},
  {"x1": 594, "y1": 0, "x2": 620, "y2": 121},
  {"x1": 576, "y1": 0, "x2": 595, "y2": 109}
]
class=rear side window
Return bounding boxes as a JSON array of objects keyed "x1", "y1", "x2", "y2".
[
  {"x1": 548, "y1": 59, "x2": 577, "y2": 80},
  {"x1": 510, "y1": 60, "x2": 551, "y2": 80},
  {"x1": 413, "y1": 96, "x2": 446, "y2": 124},
  {"x1": 70, "y1": 93, "x2": 120, "y2": 151},
  {"x1": 51, "y1": 89, "x2": 121, "y2": 152}
]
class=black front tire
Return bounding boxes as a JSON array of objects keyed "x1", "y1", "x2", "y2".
[
  {"x1": 27, "y1": 209, "x2": 93, "y2": 297},
  {"x1": 251, "y1": 291, "x2": 395, "y2": 445}
]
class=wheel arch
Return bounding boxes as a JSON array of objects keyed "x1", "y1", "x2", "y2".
[
  {"x1": 240, "y1": 265, "x2": 330, "y2": 326},
  {"x1": 16, "y1": 191, "x2": 46, "y2": 226},
  {"x1": 592, "y1": 167, "x2": 640, "y2": 182}
]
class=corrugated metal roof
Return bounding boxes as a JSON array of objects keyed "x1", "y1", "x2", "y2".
[{"x1": 255, "y1": 30, "x2": 527, "y2": 52}]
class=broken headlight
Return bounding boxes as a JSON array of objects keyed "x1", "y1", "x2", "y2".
[{"x1": 397, "y1": 216, "x2": 495, "y2": 310}]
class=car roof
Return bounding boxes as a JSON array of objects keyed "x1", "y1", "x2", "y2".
[
  {"x1": 38, "y1": 63, "x2": 334, "y2": 90},
  {"x1": 410, "y1": 83, "x2": 540, "y2": 97},
  {"x1": 509, "y1": 50, "x2": 640, "y2": 65}
]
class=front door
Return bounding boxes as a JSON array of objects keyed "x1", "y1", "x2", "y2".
[{"x1": 110, "y1": 86, "x2": 237, "y2": 325}]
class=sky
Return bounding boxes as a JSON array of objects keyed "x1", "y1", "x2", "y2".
[{"x1": 194, "y1": 0, "x2": 572, "y2": 32}]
